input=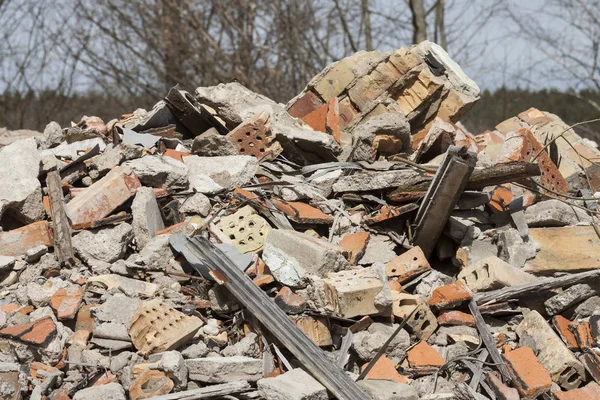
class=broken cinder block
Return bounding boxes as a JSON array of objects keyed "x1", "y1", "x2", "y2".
[
  {"x1": 457, "y1": 256, "x2": 537, "y2": 292},
  {"x1": 392, "y1": 292, "x2": 437, "y2": 340}
]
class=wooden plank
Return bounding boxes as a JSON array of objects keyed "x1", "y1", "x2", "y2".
[
  {"x1": 145, "y1": 380, "x2": 251, "y2": 400},
  {"x1": 47, "y1": 170, "x2": 74, "y2": 265},
  {"x1": 465, "y1": 162, "x2": 540, "y2": 189},
  {"x1": 185, "y1": 236, "x2": 371, "y2": 400}
]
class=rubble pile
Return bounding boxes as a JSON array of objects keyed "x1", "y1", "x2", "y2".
[{"x1": 2, "y1": 40, "x2": 600, "y2": 400}]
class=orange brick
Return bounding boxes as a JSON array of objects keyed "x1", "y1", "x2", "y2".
[
  {"x1": 362, "y1": 203, "x2": 419, "y2": 225},
  {"x1": 503, "y1": 347, "x2": 552, "y2": 399},
  {"x1": 553, "y1": 382, "x2": 600, "y2": 400},
  {"x1": 570, "y1": 320, "x2": 593, "y2": 350},
  {"x1": 0, "y1": 316, "x2": 57, "y2": 346},
  {"x1": 287, "y1": 90, "x2": 324, "y2": 119},
  {"x1": 163, "y1": 149, "x2": 191, "y2": 162},
  {"x1": 553, "y1": 316, "x2": 579, "y2": 351},
  {"x1": 300, "y1": 101, "x2": 328, "y2": 132},
  {"x1": 271, "y1": 199, "x2": 333, "y2": 224},
  {"x1": 437, "y1": 310, "x2": 475, "y2": 327},
  {"x1": 428, "y1": 281, "x2": 472, "y2": 310},
  {"x1": 361, "y1": 356, "x2": 408, "y2": 384},
  {"x1": 50, "y1": 286, "x2": 84, "y2": 320},
  {"x1": 407, "y1": 341, "x2": 445, "y2": 368},
  {"x1": 385, "y1": 246, "x2": 431, "y2": 283},
  {"x1": 275, "y1": 286, "x2": 307, "y2": 314},
  {"x1": 485, "y1": 372, "x2": 519, "y2": 400},
  {"x1": 0, "y1": 221, "x2": 53, "y2": 256},
  {"x1": 338, "y1": 232, "x2": 370, "y2": 265}
]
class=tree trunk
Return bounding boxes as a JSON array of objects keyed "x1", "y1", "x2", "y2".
[
  {"x1": 409, "y1": 0, "x2": 427, "y2": 44},
  {"x1": 361, "y1": 0, "x2": 373, "y2": 51},
  {"x1": 434, "y1": 0, "x2": 447, "y2": 49}
]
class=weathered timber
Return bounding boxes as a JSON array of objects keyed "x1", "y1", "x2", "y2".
[
  {"x1": 413, "y1": 146, "x2": 477, "y2": 257},
  {"x1": 465, "y1": 162, "x2": 540, "y2": 190},
  {"x1": 184, "y1": 236, "x2": 371, "y2": 400},
  {"x1": 145, "y1": 380, "x2": 251, "y2": 400},
  {"x1": 47, "y1": 170, "x2": 74, "y2": 265}
]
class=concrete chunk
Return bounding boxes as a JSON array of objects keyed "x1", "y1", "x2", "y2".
[
  {"x1": 358, "y1": 380, "x2": 418, "y2": 400},
  {"x1": 72, "y1": 382, "x2": 126, "y2": 400},
  {"x1": 72, "y1": 223, "x2": 133, "y2": 263},
  {"x1": 262, "y1": 229, "x2": 349, "y2": 288},
  {"x1": 124, "y1": 155, "x2": 189, "y2": 188},
  {"x1": 524, "y1": 199, "x2": 592, "y2": 227},
  {"x1": 183, "y1": 155, "x2": 258, "y2": 194},
  {"x1": 131, "y1": 187, "x2": 165, "y2": 249},
  {"x1": 257, "y1": 368, "x2": 328, "y2": 400},
  {"x1": 186, "y1": 356, "x2": 262, "y2": 383}
]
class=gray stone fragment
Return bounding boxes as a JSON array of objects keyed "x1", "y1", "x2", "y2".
[
  {"x1": 183, "y1": 155, "x2": 258, "y2": 194},
  {"x1": 257, "y1": 368, "x2": 328, "y2": 400},
  {"x1": 358, "y1": 380, "x2": 418, "y2": 400},
  {"x1": 186, "y1": 356, "x2": 263, "y2": 383},
  {"x1": 0, "y1": 256, "x2": 15, "y2": 273},
  {"x1": 221, "y1": 333, "x2": 260, "y2": 358},
  {"x1": 349, "y1": 113, "x2": 411, "y2": 162},
  {"x1": 72, "y1": 382, "x2": 126, "y2": 400},
  {"x1": 574, "y1": 296, "x2": 600, "y2": 318},
  {"x1": 26, "y1": 278, "x2": 69, "y2": 308},
  {"x1": 39, "y1": 121, "x2": 65, "y2": 149},
  {"x1": 277, "y1": 169, "x2": 342, "y2": 201},
  {"x1": 497, "y1": 228, "x2": 539, "y2": 268},
  {"x1": 262, "y1": 229, "x2": 349, "y2": 288},
  {"x1": 182, "y1": 342, "x2": 209, "y2": 359},
  {"x1": 92, "y1": 293, "x2": 141, "y2": 328},
  {"x1": 40, "y1": 138, "x2": 106, "y2": 160},
  {"x1": 124, "y1": 155, "x2": 189, "y2": 188},
  {"x1": 0, "y1": 138, "x2": 44, "y2": 223},
  {"x1": 191, "y1": 128, "x2": 238, "y2": 156},
  {"x1": 94, "y1": 322, "x2": 130, "y2": 341},
  {"x1": 414, "y1": 270, "x2": 453, "y2": 298},
  {"x1": 91, "y1": 143, "x2": 143, "y2": 174},
  {"x1": 359, "y1": 234, "x2": 397, "y2": 265},
  {"x1": 72, "y1": 223, "x2": 133, "y2": 263},
  {"x1": 179, "y1": 193, "x2": 212, "y2": 216},
  {"x1": 131, "y1": 187, "x2": 165, "y2": 250},
  {"x1": 525, "y1": 199, "x2": 592, "y2": 227},
  {"x1": 544, "y1": 284, "x2": 597, "y2": 316},
  {"x1": 133, "y1": 234, "x2": 175, "y2": 271},
  {"x1": 25, "y1": 245, "x2": 47, "y2": 263},
  {"x1": 333, "y1": 169, "x2": 427, "y2": 193},
  {"x1": 147, "y1": 351, "x2": 188, "y2": 390},
  {"x1": 352, "y1": 323, "x2": 410, "y2": 363}
]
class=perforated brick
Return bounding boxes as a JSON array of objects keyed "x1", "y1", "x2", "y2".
[{"x1": 217, "y1": 206, "x2": 270, "y2": 254}]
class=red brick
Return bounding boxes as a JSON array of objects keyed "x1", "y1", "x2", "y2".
[
  {"x1": 361, "y1": 355, "x2": 409, "y2": 384},
  {"x1": 407, "y1": 341, "x2": 445, "y2": 368},
  {"x1": 338, "y1": 232, "x2": 370, "y2": 265},
  {"x1": 553, "y1": 382, "x2": 600, "y2": 400},
  {"x1": 385, "y1": 246, "x2": 431, "y2": 283},
  {"x1": 428, "y1": 281, "x2": 472, "y2": 310},
  {"x1": 437, "y1": 310, "x2": 475, "y2": 327},
  {"x1": 338, "y1": 96, "x2": 359, "y2": 130},
  {"x1": 0, "y1": 221, "x2": 53, "y2": 257},
  {"x1": 64, "y1": 166, "x2": 141, "y2": 226},
  {"x1": 362, "y1": 203, "x2": 419, "y2": 225},
  {"x1": 300, "y1": 101, "x2": 327, "y2": 132},
  {"x1": 325, "y1": 97, "x2": 341, "y2": 143},
  {"x1": 163, "y1": 149, "x2": 191, "y2": 162},
  {"x1": 570, "y1": 320, "x2": 593, "y2": 350},
  {"x1": 50, "y1": 286, "x2": 84, "y2": 320},
  {"x1": 0, "y1": 316, "x2": 57, "y2": 346},
  {"x1": 271, "y1": 199, "x2": 333, "y2": 224},
  {"x1": 287, "y1": 90, "x2": 324, "y2": 119},
  {"x1": 30, "y1": 361, "x2": 58, "y2": 381},
  {"x1": 485, "y1": 372, "x2": 519, "y2": 400},
  {"x1": 275, "y1": 286, "x2": 307, "y2": 314},
  {"x1": 552, "y1": 316, "x2": 579, "y2": 351},
  {"x1": 503, "y1": 347, "x2": 552, "y2": 399},
  {"x1": 226, "y1": 111, "x2": 281, "y2": 161}
]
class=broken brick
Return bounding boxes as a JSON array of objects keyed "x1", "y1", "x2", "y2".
[
  {"x1": 274, "y1": 287, "x2": 307, "y2": 314},
  {"x1": 503, "y1": 346, "x2": 552, "y2": 399},
  {"x1": 338, "y1": 231, "x2": 370, "y2": 265},
  {"x1": 570, "y1": 320, "x2": 594, "y2": 350},
  {"x1": 362, "y1": 203, "x2": 418, "y2": 225},
  {"x1": 360, "y1": 355, "x2": 408, "y2": 384},
  {"x1": 129, "y1": 370, "x2": 174, "y2": 400},
  {"x1": 293, "y1": 316, "x2": 332, "y2": 347},
  {"x1": 552, "y1": 315, "x2": 579, "y2": 351},
  {"x1": 0, "y1": 221, "x2": 53, "y2": 257},
  {"x1": 437, "y1": 310, "x2": 475, "y2": 327},
  {"x1": 485, "y1": 372, "x2": 519, "y2": 400},
  {"x1": 50, "y1": 286, "x2": 84, "y2": 320},
  {"x1": 0, "y1": 316, "x2": 57, "y2": 346},
  {"x1": 287, "y1": 90, "x2": 324, "y2": 119},
  {"x1": 553, "y1": 382, "x2": 600, "y2": 400},
  {"x1": 428, "y1": 281, "x2": 472, "y2": 310},
  {"x1": 271, "y1": 199, "x2": 334, "y2": 224},
  {"x1": 407, "y1": 341, "x2": 445, "y2": 368},
  {"x1": 385, "y1": 246, "x2": 431, "y2": 283}
]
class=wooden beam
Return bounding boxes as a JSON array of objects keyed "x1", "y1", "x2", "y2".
[{"x1": 47, "y1": 170, "x2": 74, "y2": 265}]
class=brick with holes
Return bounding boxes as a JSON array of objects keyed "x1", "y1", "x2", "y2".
[
  {"x1": 392, "y1": 292, "x2": 437, "y2": 340},
  {"x1": 226, "y1": 111, "x2": 282, "y2": 160}
]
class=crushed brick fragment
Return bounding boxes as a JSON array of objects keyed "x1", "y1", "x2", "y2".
[
  {"x1": 50, "y1": 285, "x2": 84, "y2": 320},
  {"x1": 407, "y1": 341, "x2": 445, "y2": 368},
  {"x1": 503, "y1": 346, "x2": 552, "y2": 399},
  {"x1": 428, "y1": 281, "x2": 472, "y2": 310},
  {"x1": 338, "y1": 231, "x2": 370, "y2": 265},
  {"x1": 0, "y1": 316, "x2": 57, "y2": 346}
]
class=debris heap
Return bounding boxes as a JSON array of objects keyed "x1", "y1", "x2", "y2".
[{"x1": 1, "y1": 40, "x2": 600, "y2": 400}]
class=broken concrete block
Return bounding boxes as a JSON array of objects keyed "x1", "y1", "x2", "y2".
[
  {"x1": 183, "y1": 155, "x2": 258, "y2": 193},
  {"x1": 179, "y1": 193, "x2": 211, "y2": 216},
  {"x1": 358, "y1": 234, "x2": 398, "y2": 266},
  {"x1": 0, "y1": 362, "x2": 20, "y2": 400},
  {"x1": 133, "y1": 234, "x2": 175, "y2": 271},
  {"x1": 91, "y1": 142, "x2": 143, "y2": 174},
  {"x1": 124, "y1": 155, "x2": 189, "y2": 188},
  {"x1": 257, "y1": 368, "x2": 328, "y2": 400},
  {"x1": 349, "y1": 112, "x2": 411, "y2": 162},
  {"x1": 428, "y1": 281, "x2": 472, "y2": 310},
  {"x1": 129, "y1": 299, "x2": 203, "y2": 356},
  {"x1": 72, "y1": 223, "x2": 133, "y2": 263},
  {"x1": 503, "y1": 346, "x2": 552, "y2": 399},
  {"x1": 93, "y1": 293, "x2": 140, "y2": 327},
  {"x1": 131, "y1": 187, "x2": 165, "y2": 249},
  {"x1": 217, "y1": 206, "x2": 270, "y2": 253},
  {"x1": 262, "y1": 229, "x2": 349, "y2": 287},
  {"x1": 333, "y1": 169, "x2": 427, "y2": 193},
  {"x1": 524, "y1": 226, "x2": 600, "y2": 274},
  {"x1": 323, "y1": 265, "x2": 389, "y2": 318},
  {"x1": 72, "y1": 382, "x2": 126, "y2": 400},
  {"x1": 524, "y1": 199, "x2": 591, "y2": 227},
  {"x1": 186, "y1": 356, "x2": 262, "y2": 383},
  {"x1": 516, "y1": 310, "x2": 585, "y2": 389},
  {"x1": 65, "y1": 166, "x2": 141, "y2": 227},
  {"x1": 0, "y1": 137, "x2": 44, "y2": 224},
  {"x1": 358, "y1": 379, "x2": 418, "y2": 400},
  {"x1": 392, "y1": 292, "x2": 437, "y2": 340},
  {"x1": 497, "y1": 228, "x2": 539, "y2": 269},
  {"x1": 87, "y1": 274, "x2": 158, "y2": 297},
  {"x1": 191, "y1": 127, "x2": 238, "y2": 156},
  {"x1": 458, "y1": 256, "x2": 537, "y2": 292},
  {"x1": 352, "y1": 322, "x2": 410, "y2": 362},
  {"x1": 0, "y1": 221, "x2": 53, "y2": 257},
  {"x1": 407, "y1": 341, "x2": 445, "y2": 368}
]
